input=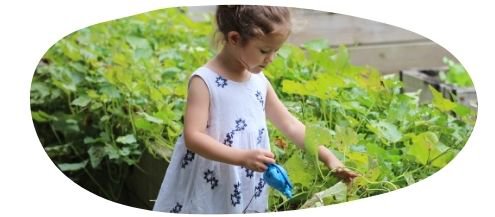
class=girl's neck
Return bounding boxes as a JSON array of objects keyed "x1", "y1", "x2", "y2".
[{"x1": 207, "y1": 48, "x2": 250, "y2": 82}]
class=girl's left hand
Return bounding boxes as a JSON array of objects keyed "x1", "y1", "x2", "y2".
[
  {"x1": 322, "y1": 148, "x2": 360, "y2": 183},
  {"x1": 330, "y1": 166, "x2": 359, "y2": 184}
]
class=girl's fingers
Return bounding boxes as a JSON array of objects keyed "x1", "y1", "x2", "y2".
[
  {"x1": 263, "y1": 150, "x2": 275, "y2": 159},
  {"x1": 263, "y1": 156, "x2": 276, "y2": 165},
  {"x1": 257, "y1": 163, "x2": 267, "y2": 172}
]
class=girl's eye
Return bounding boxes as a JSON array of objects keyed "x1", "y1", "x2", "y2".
[{"x1": 260, "y1": 49, "x2": 270, "y2": 54}]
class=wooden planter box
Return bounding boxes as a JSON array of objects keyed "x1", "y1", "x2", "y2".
[
  {"x1": 399, "y1": 68, "x2": 477, "y2": 109},
  {"x1": 440, "y1": 83, "x2": 477, "y2": 109}
]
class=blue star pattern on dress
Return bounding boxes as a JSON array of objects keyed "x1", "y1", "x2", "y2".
[
  {"x1": 240, "y1": 166, "x2": 254, "y2": 179},
  {"x1": 222, "y1": 119, "x2": 247, "y2": 147},
  {"x1": 235, "y1": 119, "x2": 247, "y2": 131},
  {"x1": 255, "y1": 91, "x2": 264, "y2": 109},
  {"x1": 223, "y1": 130, "x2": 235, "y2": 147},
  {"x1": 256, "y1": 128, "x2": 265, "y2": 145},
  {"x1": 203, "y1": 169, "x2": 219, "y2": 189},
  {"x1": 181, "y1": 150, "x2": 195, "y2": 168},
  {"x1": 230, "y1": 182, "x2": 242, "y2": 207},
  {"x1": 170, "y1": 202, "x2": 183, "y2": 213},
  {"x1": 254, "y1": 178, "x2": 266, "y2": 198},
  {"x1": 215, "y1": 76, "x2": 228, "y2": 88}
]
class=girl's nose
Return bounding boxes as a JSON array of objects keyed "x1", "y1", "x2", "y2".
[{"x1": 265, "y1": 52, "x2": 276, "y2": 64}]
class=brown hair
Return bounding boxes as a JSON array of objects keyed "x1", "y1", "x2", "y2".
[{"x1": 214, "y1": 5, "x2": 291, "y2": 47}]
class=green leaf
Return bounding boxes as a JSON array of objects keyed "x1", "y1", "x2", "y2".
[
  {"x1": 301, "y1": 182, "x2": 347, "y2": 208},
  {"x1": 347, "y1": 151, "x2": 368, "y2": 167},
  {"x1": 44, "y1": 144, "x2": 71, "y2": 158},
  {"x1": 61, "y1": 41, "x2": 82, "y2": 61},
  {"x1": 126, "y1": 36, "x2": 151, "y2": 49},
  {"x1": 83, "y1": 137, "x2": 98, "y2": 144},
  {"x1": 137, "y1": 112, "x2": 164, "y2": 124},
  {"x1": 105, "y1": 144, "x2": 120, "y2": 160},
  {"x1": 32, "y1": 110, "x2": 58, "y2": 122},
  {"x1": 430, "y1": 86, "x2": 456, "y2": 112},
  {"x1": 57, "y1": 160, "x2": 88, "y2": 171},
  {"x1": 334, "y1": 45, "x2": 350, "y2": 70},
  {"x1": 283, "y1": 153, "x2": 316, "y2": 187},
  {"x1": 126, "y1": 36, "x2": 152, "y2": 60},
  {"x1": 335, "y1": 125, "x2": 358, "y2": 150},
  {"x1": 368, "y1": 121, "x2": 402, "y2": 144},
  {"x1": 302, "y1": 39, "x2": 329, "y2": 52},
  {"x1": 282, "y1": 80, "x2": 307, "y2": 96},
  {"x1": 430, "y1": 145, "x2": 457, "y2": 168},
  {"x1": 112, "y1": 52, "x2": 129, "y2": 66},
  {"x1": 453, "y1": 103, "x2": 473, "y2": 117},
  {"x1": 99, "y1": 85, "x2": 121, "y2": 99},
  {"x1": 403, "y1": 172, "x2": 416, "y2": 185},
  {"x1": 350, "y1": 144, "x2": 367, "y2": 153},
  {"x1": 88, "y1": 146, "x2": 105, "y2": 168},
  {"x1": 276, "y1": 45, "x2": 292, "y2": 59},
  {"x1": 134, "y1": 117, "x2": 154, "y2": 130},
  {"x1": 305, "y1": 124, "x2": 333, "y2": 158},
  {"x1": 407, "y1": 132, "x2": 439, "y2": 165},
  {"x1": 134, "y1": 47, "x2": 153, "y2": 60},
  {"x1": 442, "y1": 57, "x2": 473, "y2": 87},
  {"x1": 71, "y1": 95, "x2": 91, "y2": 107},
  {"x1": 116, "y1": 134, "x2": 137, "y2": 144}
]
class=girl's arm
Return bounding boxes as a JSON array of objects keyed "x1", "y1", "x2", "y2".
[
  {"x1": 183, "y1": 76, "x2": 275, "y2": 172},
  {"x1": 265, "y1": 82, "x2": 344, "y2": 168}
]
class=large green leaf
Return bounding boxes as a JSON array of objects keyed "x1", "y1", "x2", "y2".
[
  {"x1": 300, "y1": 182, "x2": 347, "y2": 208},
  {"x1": 407, "y1": 132, "x2": 443, "y2": 165},
  {"x1": 335, "y1": 125, "x2": 358, "y2": 150},
  {"x1": 430, "y1": 86, "x2": 456, "y2": 112},
  {"x1": 305, "y1": 124, "x2": 333, "y2": 158},
  {"x1": 283, "y1": 153, "x2": 316, "y2": 187},
  {"x1": 368, "y1": 121, "x2": 402, "y2": 144},
  {"x1": 282, "y1": 80, "x2": 308, "y2": 96}
]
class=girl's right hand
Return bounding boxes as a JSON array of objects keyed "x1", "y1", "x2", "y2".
[{"x1": 241, "y1": 149, "x2": 276, "y2": 172}]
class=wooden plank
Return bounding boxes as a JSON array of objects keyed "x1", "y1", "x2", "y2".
[
  {"x1": 187, "y1": 6, "x2": 426, "y2": 46},
  {"x1": 185, "y1": 6, "x2": 458, "y2": 75},
  {"x1": 288, "y1": 9, "x2": 426, "y2": 46},
  {"x1": 347, "y1": 41, "x2": 458, "y2": 74}
]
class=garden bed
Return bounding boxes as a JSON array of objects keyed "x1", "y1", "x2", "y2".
[{"x1": 400, "y1": 67, "x2": 477, "y2": 110}]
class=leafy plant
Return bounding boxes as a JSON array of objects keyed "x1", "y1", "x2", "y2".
[
  {"x1": 264, "y1": 39, "x2": 476, "y2": 210},
  {"x1": 440, "y1": 57, "x2": 474, "y2": 87},
  {"x1": 31, "y1": 7, "x2": 214, "y2": 202}
]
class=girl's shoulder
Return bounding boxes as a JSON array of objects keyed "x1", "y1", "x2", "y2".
[
  {"x1": 253, "y1": 71, "x2": 270, "y2": 88},
  {"x1": 190, "y1": 66, "x2": 215, "y2": 78}
]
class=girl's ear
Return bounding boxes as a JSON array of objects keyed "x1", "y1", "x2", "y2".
[{"x1": 227, "y1": 31, "x2": 241, "y2": 46}]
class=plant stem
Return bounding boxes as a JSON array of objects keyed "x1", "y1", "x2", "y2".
[
  {"x1": 275, "y1": 191, "x2": 306, "y2": 210},
  {"x1": 127, "y1": 101, "x2": 137, "y2": 136},
  {"x1": 50, "y1": 125, "x2": 63, "y2": 145},
  {"x1": 83, "y1": 167, "x2": 113, "y2": 199}
]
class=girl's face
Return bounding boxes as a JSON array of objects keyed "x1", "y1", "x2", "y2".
[{"x1": 233, "y1": 24, "x2": 290, "y2": 73}]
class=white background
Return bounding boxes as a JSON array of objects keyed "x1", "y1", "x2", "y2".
[{"x1": 0, "y1": 0, "x2": 493, "y2": 216}]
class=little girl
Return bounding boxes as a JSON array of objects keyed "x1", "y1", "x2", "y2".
[{"x1": 152, "y1": 5, "x2": 357, "y2": 214}]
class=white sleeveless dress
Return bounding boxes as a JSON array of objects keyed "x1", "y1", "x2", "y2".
[{"x1": 152, "y1": 66, "x2": 271, "y2": 214}]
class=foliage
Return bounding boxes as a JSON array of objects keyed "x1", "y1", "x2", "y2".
[
  {"x1": 440, "y1": 57, "x2": 474, "y2": 87},
  {"x1": 31, "y1": 7, "x2": 214, "y2": 201},
  {"x1": 31, "y1": 7, "x2": 476, "y2": 211},
  {"x1": 264, "y1": 40, "x2": 476, "y2": 210}
]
